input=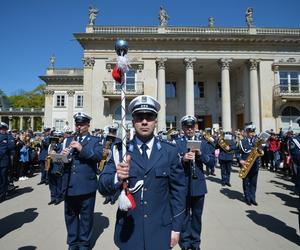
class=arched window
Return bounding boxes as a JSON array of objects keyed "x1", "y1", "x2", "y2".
[{"x1": 281, "y1": 106, "x2": 300, "y2": 116}]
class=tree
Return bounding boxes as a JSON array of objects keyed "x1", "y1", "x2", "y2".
[{"x1": 8, "y1": 84, "x2": 45, "y2": 108}]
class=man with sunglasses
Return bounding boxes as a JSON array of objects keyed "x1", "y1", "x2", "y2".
[
  {"x1": 237, "y1": 122, "x2": 260, "y2": 206},
  {"x1": 98, "y1": 95, "x2": 186, "y2": 250},
  {"x1": 175, "y1": 116, "x2": 215, "y2": 250},
  {"x1": 61, "y1": 112, "x2": 102, "y2": 250}
]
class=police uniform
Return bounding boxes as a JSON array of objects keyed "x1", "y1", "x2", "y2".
[
  {"x1": 0, "y1": 122, "x2": 15, "y2": 202},
  {"x1": 288, "y1": 116, "x2": 300, "y2": 230},
  {"x1": 237, "y1": 123, "x2": 260, "y2": 206},
  {"x1": 217, "y1": 132, "x2": 238, "y2": 186},
  {"x1": 47, "y1": 132, "x2": 64, "y2": 205},
  {"x1": 98, "y1": 95, "x2": 186, "y2": 250},
  {"x1": 62, "y1": 112, "x2": 102, "y2": 250},
  {"x1": 38, "y1": 127, "x2": 51, "y2": 185},
  {"x1": 175, "y1": 116, "x2": 215, "y2": 250},
  {"x1": 102, "y1": 125, "x2": 123, "y2": 205},
  {"x1": 202, "y1": 128, "x2": 217, "y2": 176}
]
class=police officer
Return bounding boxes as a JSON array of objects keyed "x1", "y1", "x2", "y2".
[
  {"x1": 237, "y1": 122, "x2": 261, "y2": 206},
  {"x1": 217, "y1": 131, "x2": 238, "y2": 187},
  {"x1": 47, "y1": 131, "x2": 64, "y2": 205},
  {"x1": 0, "y1": 122, "x2": 15, "y2": 202},
  {"x1": 98, "y1": 95, "x2": 186, "y2": 250},
  {"x1": 61, "y1": 112, "x2": 102, "y2": 250},
  {"x1": 102, "y1": 124, "x2": 122, "y2": 205},
  {"x1": 175, "y1": 116, "x2": 215, "y2": 250},
  {"x1": 38, "y1": 127, "x2": 51, "y2": 185},
  {"x1": 288, "y1": 116, "x2": 300, "y2": 230},
  {"x1": 202, "y1": 128, "x2": 216, "y2": 176}
]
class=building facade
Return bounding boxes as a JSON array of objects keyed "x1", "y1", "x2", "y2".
[{"x1": 41, "y1": 23, "x2": 300, "y2": 133}]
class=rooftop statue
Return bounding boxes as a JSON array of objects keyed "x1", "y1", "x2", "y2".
[
  {"x1": 208, "y1": 16, "x2": 215, "y2": 28},
  {"x1": 50, "y1": 54, "x2": 55, "y2": 68},
  {"x1": 88, "y1": 6, "x2": 99, "y2": 26},
  {"x1": 158, "y1": 6, "x2": 169, "y2": 27},
  {"x1": 245, "y1": 7, "x2": 254, "y2": 28}
]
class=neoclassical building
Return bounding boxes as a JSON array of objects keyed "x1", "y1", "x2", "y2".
[{"x1": 40, "y1": 12, "x2": 300, "y2": 133}]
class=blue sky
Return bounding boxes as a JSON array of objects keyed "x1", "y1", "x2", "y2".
[{"x1": 0, "y1": 0, "x2": 299, "y2": 95}]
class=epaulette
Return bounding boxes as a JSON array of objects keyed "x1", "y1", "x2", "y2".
[{"x1": 160, "y1": 139, "x2": 177, "y2": 147}]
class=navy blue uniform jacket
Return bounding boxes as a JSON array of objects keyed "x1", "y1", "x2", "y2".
[
  {"x1": 0, "y1": 134, "x2": 15, "y2": 168},
  {"x1": 175, "y1": 137, "x2": 215, "y2": 197},
  {"x1": 98, "y1": 137, "x2": 186, "y2": 250},
  {"x1": 62, "y1": 133, "x2": 102, "y2": 196}
]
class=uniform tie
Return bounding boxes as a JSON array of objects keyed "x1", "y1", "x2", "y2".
[{"x1": 141, "y1": 143, "x2": 149, "y2": 161}]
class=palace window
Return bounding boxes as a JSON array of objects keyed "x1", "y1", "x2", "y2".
[
  {"x1": 166, "y1": 115, "x2": 176, "y2": 130},
  {"x1": 166, "y1": 81, "x2": 176, "y2": 98},
  {"x1": 194, "y1": 81, "x2": 204, "y2": 98},
  {"x1": 55, "y1": 119, "x2": 64, "y2": 131},
  {"x1": 114, "y1": 105, "x2": 132, "y2": 121},
  {"x1": 279, "y1": 71, "x2": 300, "y2": 93},
  {"x1": 281, "y1": 106, "x2": 300, "y2": 117},
  {"x1": 115, "y1": 69, "x2": 136, "y2": 92},
  {"x1": 56, "y1": 95, "x2": 65, "y2": 107},
  {"x1": 76, "y1": 95, "x2": 83, "y2": 107}
]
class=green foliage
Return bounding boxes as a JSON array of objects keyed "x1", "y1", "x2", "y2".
[{"x1": 8, "y1": 84, "x2": 45, "y2": 108}]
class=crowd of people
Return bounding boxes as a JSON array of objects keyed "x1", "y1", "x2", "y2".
[{"x1": 0, "y1": 95, "x2": 299, "y2": 250}]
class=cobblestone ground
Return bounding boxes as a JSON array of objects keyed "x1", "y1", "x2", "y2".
[{"x1": 0, "y1": 166, "x2": 299, "y2": 250}]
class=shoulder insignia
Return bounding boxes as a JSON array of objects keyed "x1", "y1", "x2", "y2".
[
  {"x1": 128, "y1": 144, "x2": 134, "y2": 152},
  {"x1": 289, "y1": 141, "x2": 295, "y2": 150}
]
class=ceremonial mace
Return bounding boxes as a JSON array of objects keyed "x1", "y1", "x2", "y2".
[{"x1": 112, "y1": 39, "x2": 136, "y2": 211}]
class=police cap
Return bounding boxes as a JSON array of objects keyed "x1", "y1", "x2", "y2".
[
  {"x1": 108, "y1": 124, "x2": 118, "y2": 133},
  {"x1": 73, "y1": 112, "x2": 92, "y2": 124},
  {"x1": 0, "y1": 122, "x2": 8, "y2": 130},
  {"x1": 128, "y1": 95, "x2": 160, "y2": 115},
  {"x1": 245, "y1": 122, "x2": 256, "y2": 132},
  {"x1": 44, "y1": 127, "x2": 51, "y2": 132},
  {"x1": 180, "y1": 115, "x2": 197, "y2": 126}
]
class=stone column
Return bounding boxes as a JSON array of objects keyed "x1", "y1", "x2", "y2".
[
  {"x1": 156, "y1": 58, "x2": 167, "y2": 131},
  {"x1": 44, "y1": 89, "x2": 54, "y2": 128},
  {"x1": 249, "y1": 59, "x2": 260, "y2": 130},
  {"x1": 67, "y1": 90, "x2": 75, "y2": 128},
  {"x1": 184, "y1": 58, "x2": 196, "y2": 116},
  {"x1": 219, "y1": 59, "x2": 232, "y2": 131},
  {"x1": 20, "y1": 116, "x2": 23, "y2": 130},
  {"x1": 82, "y1": 57, "x2": 95, "y2": 117},
  {"x1": 30, "y1": 116, "x2": 34, "y2": 130},
  {"x1": 8, "y1": 116, "x2": 13, "y2": 131}
]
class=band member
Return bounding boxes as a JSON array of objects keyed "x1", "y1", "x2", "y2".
[
  {"x1": 288, "y1": 116, "x2": 300, "y2": 230},
  {"x1": 47, "y1": 131, "x2": 64, "y2": 205},
  {"x1": 217, "y1": 131, "x2": 238, "y2": 187},
  {"x1": 61, "y1": 112, "x2": 102, "y2": 250},
  {"x1": 38, "y1": 127, "x2": 51, "y2": 185},
  {"x1": 202, "y1": 128, "x2": 216, "y2": 176},
  {"x1": 98, "y1": 95, "x2": 186, "y2": 250},
  {"x1": 237, "y1": 122, "x2": 261, "y2": 206},
  {"x1": 0, "y1": 122, "x2": 15, "y2": 202},
  {"x1": 175, "y1": 116, "x2": 215, "y2": 250},
  {"x1": 102, "y1": 124, "x2": 122, "y2": 205}
]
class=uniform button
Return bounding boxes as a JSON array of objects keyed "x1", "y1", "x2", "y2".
[
  {"x1": 144, "y1": 174, "x2": 147, "y2": 178},
  {"x1": 144, "y1": 201, "x2": 147, "y2": 205},
  {"x1": 144, "y1": 214, "x2": 148, "y2": 218},
  {"x1": 163, "y1": 172, "x2": 166, "y2": 175},
  {"x1": 144, "y1": 188, "x2": 147, "y2": 191}
]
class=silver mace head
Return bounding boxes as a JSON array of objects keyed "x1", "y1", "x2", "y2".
[{"x1": 115, "y1": 39, "x2": 128, "y2": 56}]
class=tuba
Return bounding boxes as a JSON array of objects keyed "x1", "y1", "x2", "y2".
[
  {"x1": 239, "y1": 132, "x2": 270, "y2": 178},
  {"x1": 218, "y1": 132, "x2": 233, "y2": 153},
  {"x1": 203, "y1": 132, "x2": 215, "y2": 144},
  {"x1": 98, "y1": 136, "x2": 114, "y2": 173}
]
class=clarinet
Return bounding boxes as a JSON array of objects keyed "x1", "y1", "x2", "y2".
[
  {"x1": 67, "y1": 131, "x2": 79, "y2": 162},
  {"x1": 189, "y1": 148, "x2": 198, "y2": 179}
]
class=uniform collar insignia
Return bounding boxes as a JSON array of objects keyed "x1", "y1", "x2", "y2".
[
  {"x1": 156, "y1": 140, "x2": 161, "y2": 150},
  {"x1": 129, "y1": 143, "x2": 134, "y2": 152}
]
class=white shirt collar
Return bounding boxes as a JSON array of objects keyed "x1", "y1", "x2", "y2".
[{"x1": 135, "y1": 136, "x2": 155, "y2": 157}]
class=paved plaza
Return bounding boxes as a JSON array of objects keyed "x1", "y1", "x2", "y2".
[{"x1": 0, "y1": 166, "x2": 299, "y2": 250}]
